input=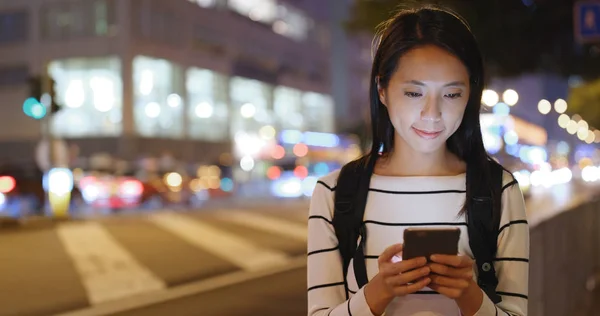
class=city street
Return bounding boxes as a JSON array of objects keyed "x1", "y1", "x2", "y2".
[{"x1": 0, "y1": 180, "x2": 598, "y2": 316}]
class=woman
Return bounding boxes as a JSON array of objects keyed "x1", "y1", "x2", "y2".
[{"x1": 307, "y1": 5, "x2": 529, "y2": 316}]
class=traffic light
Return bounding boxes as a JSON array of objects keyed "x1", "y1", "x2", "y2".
[
  {"x1": 49, "y1": 78, "x2": 61, "y2": 114},
  {"x1": 24, "y1": 76, "x2": 46, "y2": 120},
  {"x1": 28, "y1": 76, "x2": 42, "y2": 101}
]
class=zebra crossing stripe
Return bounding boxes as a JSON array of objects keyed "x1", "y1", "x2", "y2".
[
  {"x1": 148, "y1": 212, "x2": 290, "y2": 271},
  {"x1": 217, "y1": 210, "x2": 308, "y2": 242},
  {"x1": 56, "y1": 222, "x2": 166, "y2": 305}
]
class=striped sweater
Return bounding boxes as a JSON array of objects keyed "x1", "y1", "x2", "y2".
[{"x1": 307, "y1": 169, "x2": 529, "y2": 316}]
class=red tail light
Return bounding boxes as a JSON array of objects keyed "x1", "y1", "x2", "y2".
[
  {"x1": 0, "y1": 176, "x2": 16, "y2": 193},
  {"x1": 120, "y1": 179, "x2": 143, "y2": 196}
]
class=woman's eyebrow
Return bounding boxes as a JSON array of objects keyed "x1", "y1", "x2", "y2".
[{"x1": 402, "y1": 80, "x2": 466, "y2": 87}]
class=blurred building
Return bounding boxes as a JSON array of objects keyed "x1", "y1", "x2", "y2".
[{"x1": 0, "y1": 0, "x2": 371, "y2": 169}]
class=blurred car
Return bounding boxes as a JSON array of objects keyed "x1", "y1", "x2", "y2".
[
  {"x1": 78, "y1": 174, "x2": 144, "y2": 210},
  {"x1": 138, "y1": 171, "x2": 234, "y2": 209}
]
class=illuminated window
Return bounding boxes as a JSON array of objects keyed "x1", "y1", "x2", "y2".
[
  {"x1": 230, "y1": 76, "x2": 274, "y2": 137},
  {"x1": 228, "y1": 0, "x2": 277, "y2": 23},
  {"x1": 41, "y1": 0, "x2": 116, "y2": 40},
  {"x1": 274, "y1": 86, "x2": 304, "y2": 130},
  {"x1": 188, "y1": 0, "x2": 218, "y2": 8},
  {"x1": 133, "y1": 56, "x2": 184, "y2": 138},
  {"x1": 187, "y1": 68, "x2": 229, "y2": 141},
  {"x1": 273, "y1": 5, "x2": 310, "y2": 41},
  {"x1": 303, "y1": 92, "x2": 334, "y2": 133},
  {"x1": 226, "y1": 0, "x2": 310, "y2": 41},
  {"x1": 48, "y1": 57, "x2": 122, "y2": 137}
]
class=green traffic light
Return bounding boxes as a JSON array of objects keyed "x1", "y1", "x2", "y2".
[
  {"x1": 23, "y1": 97, "x2": 46, "y2": 119},
  {"x1": 31, "y1": 103, "x2": 46, "y2": 119}
]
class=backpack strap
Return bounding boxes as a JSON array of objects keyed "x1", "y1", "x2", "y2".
[
  {"x1": 467, "y1": 159, "x2": 504, "y2": 304},
  {"x1": 332, "y1": 155, "x2": 375, "y2": 297}
]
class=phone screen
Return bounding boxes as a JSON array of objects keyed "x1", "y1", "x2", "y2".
[{"x1": 402, "y1": 228, "x2": 461, "y2": 261}]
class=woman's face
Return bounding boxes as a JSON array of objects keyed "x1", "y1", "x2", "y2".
[{"x1": 378, "y1": 45, "x2": 470, "y2": 155}]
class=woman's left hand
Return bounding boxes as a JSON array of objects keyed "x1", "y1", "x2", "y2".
[{"x1": 427, "y1": 254, "x2": 476, "y2": 299}]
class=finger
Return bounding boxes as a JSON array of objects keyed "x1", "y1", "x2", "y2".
[
  {"x1": 386, "y1": 257, "x2": 428, "y2": 275},
  {"x1": 386, "y1": 266, "x2": 430, "y2": 287},
  {"x1": 378, "y1": 243, "x2": 404, "y2": 264},
  {"x1": 428, "y1": 284, "x2": 462, "y2": 299},
  {"x1": 393, "y1": 277, "x2": 431, "y2": 296},
  {"x1": 428, "y1": 263, "x2": 473, "y2": 279},
  {"x1": 430, "y1": 254, "x2": 473, "y2": 268},
  {"x1": 429, "y1": 274, "x2": 470, "y2": 289}
]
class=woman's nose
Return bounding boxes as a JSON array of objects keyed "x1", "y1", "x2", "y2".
[{"x1": 421, "y1": 97, "x2": 442, "y2": 122}]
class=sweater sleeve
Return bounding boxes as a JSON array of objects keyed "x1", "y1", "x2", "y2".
[
  {"x1": 473, "y1": 173, "x2": 529, "y2": 315},
  {"x1": 307, "y1": 175, "x2": 376, "y2": 316}
]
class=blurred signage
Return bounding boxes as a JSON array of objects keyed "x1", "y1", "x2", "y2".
[
  {"x1": 511, "y1": 116, "x2": 547, "y2": 146},
  {"x1": 575, "y1": 1, "x2": 600, "y2": 43}
]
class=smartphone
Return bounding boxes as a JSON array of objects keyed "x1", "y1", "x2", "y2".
[{"x1": 402, "y1": 227, "x2": 461, "y2": 261}]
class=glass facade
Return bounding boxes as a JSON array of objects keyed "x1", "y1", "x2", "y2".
[
  {"x1": 303, "y1": 92, "x2": 334, "y2": 133},
  {"x1": 46, "y1": 57, "x2": 334, "y2": 141},
  {"x1": 48, "y1": 57, "x2": 122, "y2": 137},
  {"x1": 187, "y1": 68, "x2": 229, "y2": 141},
  {"x1": 133, "y1": 56, "x2": 184, "y2": 138},
  {"x1": 230, "y1": 76, "x2": 274, "y2": 137},
  {"x1": 274, "y1": 86, "x2": 303, "y2": 130}
]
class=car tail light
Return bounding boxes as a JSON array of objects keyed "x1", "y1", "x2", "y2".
[
  {"x1": 120, "y1": 179, "x2": 143, "y2": 197},
  {"x1": 0, "y1": 176, "x2": 16, "y2": 194}
]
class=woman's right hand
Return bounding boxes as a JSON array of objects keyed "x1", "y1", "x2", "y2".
[{"x1": 365, "y1": 243, "x2": 431, "y2": 315}]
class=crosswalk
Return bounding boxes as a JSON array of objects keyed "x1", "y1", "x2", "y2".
[{"x1": 0, "y1": 207, "x2": 310, "y2": 316}]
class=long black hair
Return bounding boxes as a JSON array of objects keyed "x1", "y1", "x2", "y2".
[{"x1": 366, "y1": 5, "x2": 502, "y2": 216}]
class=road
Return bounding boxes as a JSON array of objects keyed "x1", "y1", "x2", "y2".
[
  {"x1": 0, "y1": 201, "x2": 309, "y2": 316},
  {"x1": 0, "y1": 180, "x2": 597, "y2": 316}
]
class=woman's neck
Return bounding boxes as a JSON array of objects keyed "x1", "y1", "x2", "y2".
[{"x1": 374, "y1": 144, "x2": 466, "y2": 177}]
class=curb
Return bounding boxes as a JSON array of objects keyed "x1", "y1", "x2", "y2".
[{"x1": 0, "y1": 216, "x2": 76, "y2": 231}]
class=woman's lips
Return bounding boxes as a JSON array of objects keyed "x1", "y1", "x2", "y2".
[{"x1": 412, "y1": 127, "x2": 443, "y2": 139}]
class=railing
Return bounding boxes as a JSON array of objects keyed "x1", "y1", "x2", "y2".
[{"x1": 529, "y1": 195, "x2": 600, "y2": 315}]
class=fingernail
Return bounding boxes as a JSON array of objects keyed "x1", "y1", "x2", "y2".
[{"x1": 430, "y1": 255, "x2": 437, "y2": 261}]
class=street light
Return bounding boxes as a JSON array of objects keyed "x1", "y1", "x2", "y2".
[
  {"x1": 482, "y1": 89, "x2": 499, "y2": 107},
  {"x1": 554, "y1": 99, "x2": 567, "y2": 114},
  {"x1": 567, "y1": 120, "x2": 578, "y2": 134},
  {"x1": 577, "y1": 128, "x2": 589, "y2": 141},
  {"x1": 558, "y1": 114, "x2": 570, "y2": 128},
  {"x1": 537, "y1": 99, "x2": 551, "y2": 115},
  {"x1": 585, "y1": 132, "x2": 595, "y2": 144},
  {"x1": 502, "y1": 89, "x2": 519, "y2": 106}
]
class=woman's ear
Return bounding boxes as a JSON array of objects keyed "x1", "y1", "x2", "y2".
[{"x1": 376, "y1": 76, "x2": 387, "y2": 106}]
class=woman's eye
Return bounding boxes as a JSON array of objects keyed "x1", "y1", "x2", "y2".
[
  {"x1": 404, "y1": 92, "x2": 422, "y2": 98},
  {"x1": 445, "y1": 93, "x2": 462, "y2": 99}
]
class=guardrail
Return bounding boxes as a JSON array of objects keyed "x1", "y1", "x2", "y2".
[{"x1": 529, "y1": 195, "x2": 600, "y2": 315}]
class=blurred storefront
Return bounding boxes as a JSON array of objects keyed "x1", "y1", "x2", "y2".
[{"x1": 0, "y1": 0, "x2": 354, "y2": 185}]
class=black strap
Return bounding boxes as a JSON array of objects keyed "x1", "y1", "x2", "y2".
[
  {"x1": 332, "y1": 155, "x2": 376, "y2": 296},
  {"x1": 467, "y1": 160, "x2": 504, "y2": 304}
]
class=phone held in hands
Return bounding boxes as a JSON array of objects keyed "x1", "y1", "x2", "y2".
[{"x1": 402, "y1": 227, "x2": 461, "y2": 262}]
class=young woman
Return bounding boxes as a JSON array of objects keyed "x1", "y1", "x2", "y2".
[{"x1": 307, "y1": 6, "x2": 529, "y2": 316}]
